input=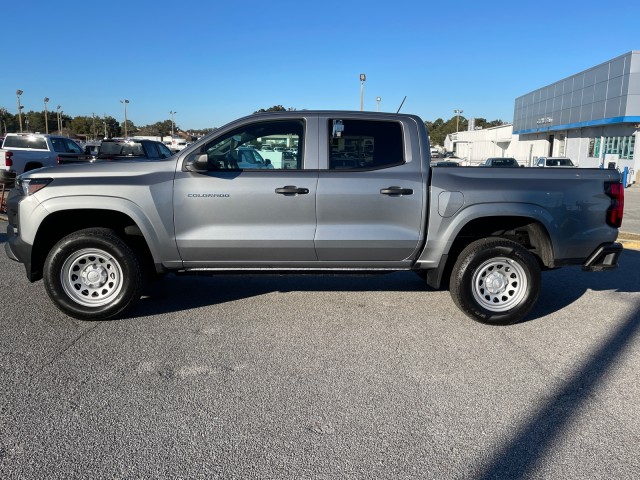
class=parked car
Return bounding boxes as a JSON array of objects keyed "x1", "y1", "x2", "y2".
[
  {"x1": 0, "y1": 133, "x2": 92, "y2": 177},
  {"x1": 167, "y1": 137, "x2": 188, "y2": 153},
  {"x1": 443, "y1": 155, "x2": 464, "y2": 164},
  {"x1": 5, "y1": 110, "x2": 623, "y2": 326},
  {"x1": 481, "y1": 157, "x2": 520, "y2": 167},
  {"x1": 81, "y1": 141, "x2": 102, "y2": 157},
  {"x1": 96, "y1": 139, "x2": 174, "y2": 161},
  {"x1": 535, "y1": 157, "x2": 576, "y2": 167},
  {"x1": 431, "y1": 160, "x2": 460, "y2": 167}
]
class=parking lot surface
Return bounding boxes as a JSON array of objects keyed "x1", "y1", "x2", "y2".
[{"x1": 1, "y1": 220, "x2": 639, "y2": 479}]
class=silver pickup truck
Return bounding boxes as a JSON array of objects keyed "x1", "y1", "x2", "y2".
[{"x1": 4, "y1": 111, "x2": 624, "y2": 325}]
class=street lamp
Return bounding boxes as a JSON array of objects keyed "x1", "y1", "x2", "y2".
[
  {"x1": 44, "y1": 97, "x2": 50, "y2": 134},
  {"x1": 454, "y1": 109, "x2": 464, "y2": 132},
  {"x1": 170, "y1": 110, "x2": 177, "y2": 137},
  {"x1": 376, "y1": 96, "x2": 381, "y2": 112},
  {"x1": 359, "y1": 74, "x2": 366, "y2": 111},
  {"x1": 16, "y1": 90, "x2": 24, "y2": 133},
  {"x1": 56, "y1": 105, "x2": 62, "y2": 132},
  {"x1": 120, "y1": 99, "x2": 130, "y2": 138}
]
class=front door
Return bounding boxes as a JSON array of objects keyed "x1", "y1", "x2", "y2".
[{"x1": 173, "y1": 118, "x2": 319, "y2": 267}]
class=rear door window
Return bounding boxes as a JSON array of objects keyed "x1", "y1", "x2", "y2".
[{"x1": 328, "y1": 119, "x2": 404, "y2": 170}]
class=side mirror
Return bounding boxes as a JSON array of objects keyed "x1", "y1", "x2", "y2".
[{"x1": 184, "y1": 152, "x2": 209, "y2": 172}]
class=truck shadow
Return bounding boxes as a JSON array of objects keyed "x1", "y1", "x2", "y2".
[
  {"x1": 131, "y1": 249, "x2": 640, "y2": 322},
  {"x1": 527, "y1": 247, "x2": 640, "y2": 321}
]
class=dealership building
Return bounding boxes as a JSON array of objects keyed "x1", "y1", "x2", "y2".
[{"x1": 445, "y1": 50, "x2": 639, "y2": 185}]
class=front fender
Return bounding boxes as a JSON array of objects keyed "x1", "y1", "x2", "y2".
[{"x1": 29, "y1": 195, "x2": 182, "y2": 268}]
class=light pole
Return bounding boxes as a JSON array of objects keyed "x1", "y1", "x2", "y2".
[
  {"x1": 16, "y1": 90, "x2": 24, "y2": 133},
  {"x1": 376, "y1": 96, "x2": 381, "y2": 112},
  {"x1": 120, "y1": 99, "x2": 130, "y2": 138},
  {"x1": 56, "y1": 105, "x2": 62, "y2": 132},
  {"x1": 170, "y1": 110, "x2": 177, "y2": 137},
  {"x1": 359, "y1": 74, "x2": 366, "y2": 111},
  {"x1": 44, "y1": 97, "x2": 50, "y2": 134},
  {"x1": 454, "y1": 109, "x2": 463, "y2": 132}
]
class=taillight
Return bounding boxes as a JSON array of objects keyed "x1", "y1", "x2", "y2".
[
  {"x1": 5, "y1": 151, "x2": 12, "y2": 167},
  {"x1": 605, "y1": 181, "x2": 624, "y2": 228},
  {"x1": 56, "y1": 155, "x2": 61, "y2": 164}
]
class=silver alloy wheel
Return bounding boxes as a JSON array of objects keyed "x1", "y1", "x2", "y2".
[
  {"x1": 60, "y1": 248, "x2": 124, "y2": 307},
  {"x1": 471, "y1": 256, "x2": 528, "y2": 312}
]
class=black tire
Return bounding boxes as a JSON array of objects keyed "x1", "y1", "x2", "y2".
[
  {"x1": 449, "y1": 238, "x2": 541, "y2": 325},
  {"x1": 43, "y1": 228, "x2": 143, "y2": 320}
]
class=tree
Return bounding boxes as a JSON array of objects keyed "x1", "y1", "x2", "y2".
[
  {"x1": 0, "y1": 108, "x2": 17, "y2": 134},
  {"x1": 424, "y1": 115, "x2": 504, "y2": 147},
  {"x1": 70, "y1": 116, "x2": 98, "y2": 138},
  {"x1": 254, "y1": 105, "x2": 292, "y2": 113},
  {"x1": 103, "y1": 116, "x2": 119, "y2": 138},
  {"x1": 136, "y1": 120, "x2": 172, "y2": 138}
]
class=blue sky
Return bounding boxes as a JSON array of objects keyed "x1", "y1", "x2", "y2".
[{"x1": 1, "y1": 0, "x2": 638, "y2": 130}]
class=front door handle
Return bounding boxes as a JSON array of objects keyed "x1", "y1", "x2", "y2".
[
  {"x1": 275, "y1": 185, "x2": 310, "y2": 196},
  {"x1": 380, "y1": 186, "x2": 413, "y2": 196}
]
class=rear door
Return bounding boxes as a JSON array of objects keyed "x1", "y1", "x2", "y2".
[
  {"x1": 314, "y1": 115, "x2": 426, "y2": 264},
  {"x1": 173, "y1": 116, "x2": 320, "y2": 267}
]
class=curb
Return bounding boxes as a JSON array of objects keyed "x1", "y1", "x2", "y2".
[{"x1": 617, "y1": 232, "x2": 640, "y2": 251}]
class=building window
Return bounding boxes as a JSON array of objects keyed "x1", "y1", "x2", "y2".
[
  {"x1": 603, "y1": 135, "x2": 635, "y2": 160},
  {"x1": 588, "y1": 138, "x2": 600, "y2": 158},
  {"x1": 589, "y1": 135, "x2": 635, "y2": 159}
]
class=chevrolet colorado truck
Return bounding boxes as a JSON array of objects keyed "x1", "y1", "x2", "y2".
[{"x1": 4, "y1": 111, "x2": 624, "y2": 325}]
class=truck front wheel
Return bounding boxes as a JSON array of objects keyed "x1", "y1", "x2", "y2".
[
  {"x1": 449, "y1": 238, "x2": 541, "y2": 325},
  {"x1": 43, "y1": 228, "x2": 143, "y2": 320}
]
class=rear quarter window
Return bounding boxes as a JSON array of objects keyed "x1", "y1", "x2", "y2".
[{"x1": 3, "y1": 136, "x2": 48, "y2": 150}]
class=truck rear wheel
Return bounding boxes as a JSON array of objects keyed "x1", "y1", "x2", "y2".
[
  {"x1": 449, "y1": 238, "x2": 540, "y2": 325},
  {"x1": 43, "y1": 228, "x2": 142, "y2": 320}
]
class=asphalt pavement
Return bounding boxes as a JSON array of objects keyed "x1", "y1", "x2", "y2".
[
  {"x1": 1, "y1": 234, "x2": 639, "y2": 479},
  {"x1": 1, "y1": 181, "x2": 640, "y2": 480}
]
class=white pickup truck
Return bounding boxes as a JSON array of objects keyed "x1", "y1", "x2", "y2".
[{"x1": 0, "y1": 133, "x2": 88, "y2": 185}]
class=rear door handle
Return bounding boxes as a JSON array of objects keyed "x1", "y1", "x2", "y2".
[
  {"x1": 380, "y1": 186, "x2": 413, "y2": 196},
  {"x1": 275, "y1": 185, "x2": 310, "y2": 196}
]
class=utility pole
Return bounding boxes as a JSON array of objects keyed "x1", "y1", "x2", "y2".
[
  {"x1": 359, "y1": 74, "x2": 366, "y2": 111},
  {"x1": 16, "y1": 90, "x2": 24, "y2": 133}
]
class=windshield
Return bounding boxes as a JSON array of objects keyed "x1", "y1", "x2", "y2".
[
  {"x1": 99, "y1": 142, "x2": 144, "y2": 156},
  {"x1": 548, "y1": 158, "x2": 574, "y2": 166}
]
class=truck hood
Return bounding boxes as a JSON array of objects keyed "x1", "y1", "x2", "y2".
[{"x1": 20, "y1": 157, "x2": 178, "y2": 180}]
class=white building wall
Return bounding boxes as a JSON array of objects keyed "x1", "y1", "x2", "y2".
[
  {"x1": 447, "y1": 126, "x2": 552, "y2": 166},
  {"x1": 443, "y1": 123, "x2": 638, "y2": 182}
]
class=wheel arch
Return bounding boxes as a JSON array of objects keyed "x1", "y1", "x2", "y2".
[
  {"x1": 30, "y1": 209, "x2": 156, "y2": 282},
  {"x1": 24, "y1": 162, "x2": 44, "y2": 172},
  {"x1": 423, "y1": 215, "x2": 554, "y2": 289}
]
